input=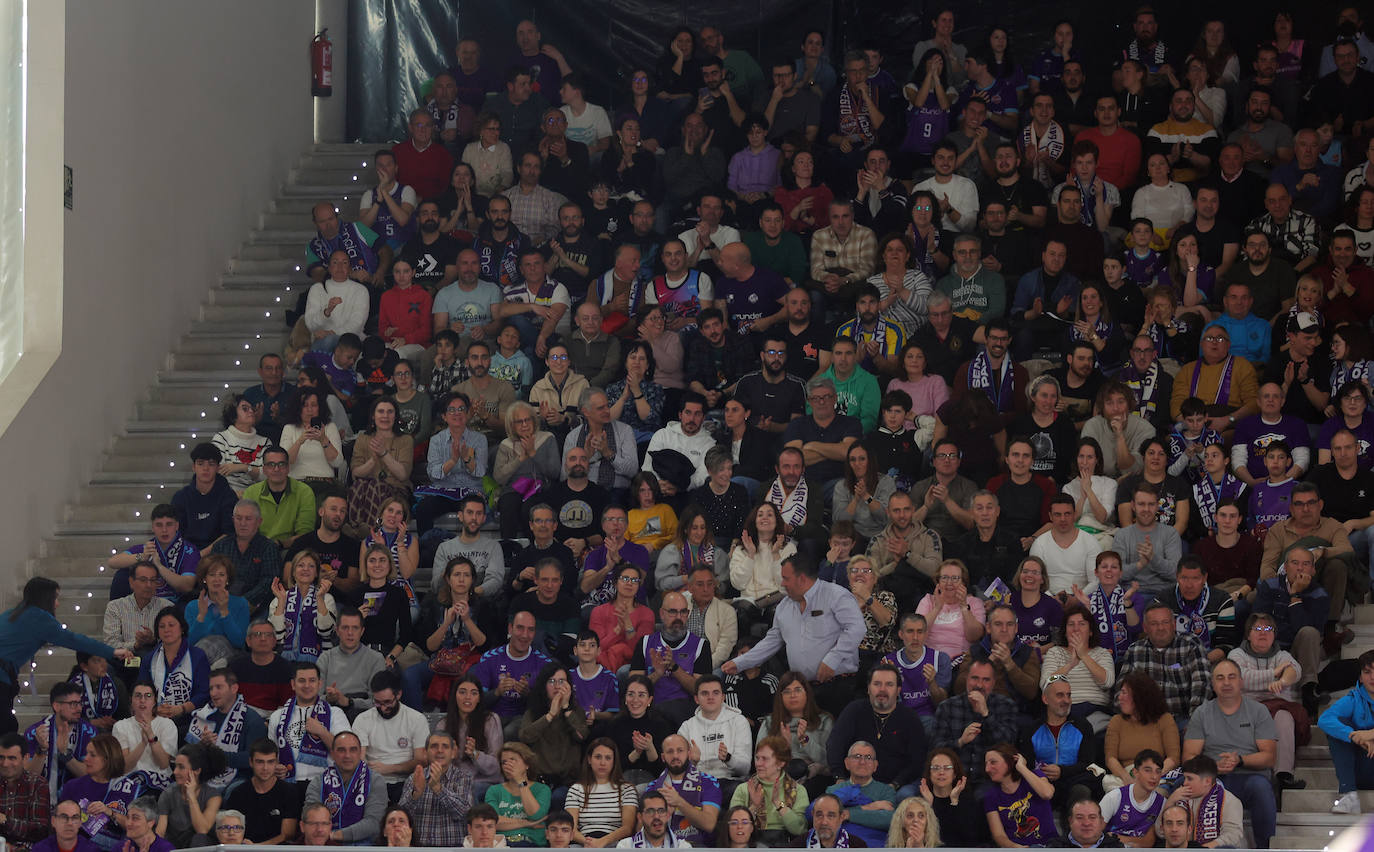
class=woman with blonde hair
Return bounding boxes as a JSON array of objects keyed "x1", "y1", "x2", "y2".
[
  {"x1": 267, "y1": 550, "x2": 337, "y2": 663},
  {"x1": 915, "y1": 559, "x2": 985, "y2": 661},
  {"x1": 887, "y1": 796, "x2": 942, "y2": 848},
  {"x1": 492, "y1": 400, "x2": 561, "y2": 539}
]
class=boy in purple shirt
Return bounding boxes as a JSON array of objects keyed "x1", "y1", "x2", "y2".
[
  {"x1": 569, "y1": 631, "x2": 619, "y2": 722},
  {"x1": 1249, "y1": 441, "x2": 1297, "y2": 540},
  {"x1": 301, "y1": 334, "x2": 363, "y2": 406}
]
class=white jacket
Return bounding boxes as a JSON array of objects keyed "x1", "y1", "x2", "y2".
[
  {"x1": 644, "y1": 421, "x2": 717, "y2": 489},
  {"x1": 729, "y1": 539, "x2": 798, "y2": 603},
  {"x1": 305, "y1": 279, "x2": 369, "y2": 339},
  {"x1": 677, "y1": 704, "x2": 753, "y2": 780}
]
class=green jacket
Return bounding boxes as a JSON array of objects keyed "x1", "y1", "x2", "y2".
[{"x1": 244, "y1": 478, "x2": 316, "y2": 544}]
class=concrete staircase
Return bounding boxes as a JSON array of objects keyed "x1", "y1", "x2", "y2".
[
  {"x1": 11, "y1": 141, "x2": 378, "y2": 719},
  {"x1": 8, "y1": 140, "x2": 1370, "y2": 850}
]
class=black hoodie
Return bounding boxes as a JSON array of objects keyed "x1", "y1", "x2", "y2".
[{"x1": 171, "y1": 473, "x2": 237, "y2": 548}]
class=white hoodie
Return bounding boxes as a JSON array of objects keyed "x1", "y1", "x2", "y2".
[
  {"x1": 676, "y1": 703, "x2": 753, "y2": 781},
  {"x1": 644, "y1": 421, "x2": 717, "y2": 489}
]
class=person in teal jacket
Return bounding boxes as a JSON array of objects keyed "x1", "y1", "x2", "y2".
[
  {"x1": 1319, "y1": 648, "x2": 1374, "y2": 814},
  {"x1": 0, "y1": 577, "x2": 132, "y2": 734},
  {"x1": 808, "y1": 338, "x2": 882, "y2": 432}
]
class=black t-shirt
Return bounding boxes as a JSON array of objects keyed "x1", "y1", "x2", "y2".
[
  {"x1": 1308, "y1": 463, "x2": 1374, "y2": 523},
  {"x1": 287, "y1": 531, "x2": 361, "y2": 582},
  {"x1": 1261, "y1": 352, "x2": 1332, "y2": 425},
  {"x1": 1175, "y1": 218, "x2": 1241, "y2": 271},
  {"x1": 545, "y1": 481, "x2": 612, "y2": 544},
  {"x1": 506, "y1": 540, "x2": 578, "y2": 596},
  {"x1": 1047, "y1": 366, "x2": 1104, "y2": 425},
  {"x1": 1009, "y1": 411, "x2": 1080, "y2": 484},
  {"x1": 546, "y1": 232, "x2": 608, "y2": 301},
  {"x1": 227, "y1": 778, "x2": 301, "y2": 844},
  {"x1": 1105, "y1": 280, "x2": 1147, "y2": 333},
  {"x1": 977, "y1": 176, "x2": 1050, "y2": 230},
  {"x1": 780, "y1": 320, "x2": 832, "y2": 380},
  {"x1": 781, "y1": 414, "x2": 865, "y2": 484},
  {"x1": 911, "y1": 316, "x2": 980, "y2": 384},
  {"x1": 733, "y1": 371, "x2": 807, "y2": 426},
  {"x1": 979, "y1": 228, "x2": 1038, "y2": 280},
  {"x1": 993, "y1": 478, "x2": 1048, "y2": 539},
  {"x1": 1116, "y1": 473, "x2": 1191, "y2": 528},
  {"x1": 400, "y1": 233, "x2": 462, "y2": 290}
]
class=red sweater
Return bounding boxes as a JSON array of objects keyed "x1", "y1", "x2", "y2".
[
  {"x1": 1078, "y1": 127, "x2": 1142, "y2": 190},
  {"x1": 391, "y1": 140, "x2": 454, "y2": 202},
  {"x1": 589, "y1": 602, "x2": 655, "y2": 670},
  {"x1": 378, "y1": 285, "x2": 434, "y2": 348}
]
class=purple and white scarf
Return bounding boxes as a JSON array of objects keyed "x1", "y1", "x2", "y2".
[
  {"x1": 275, "y1": 695, "x2": 333, "y2": 777},
  {"x1": 26, "y1": 713, "x2": 96, "y2": 804},
  {"x1": 1089, "y1": 585, "x2": 1131, "y2": 657},
  {"x1": 149, "y1": 641, "x2": 194, "y2": 707},
  {"x1": 1175, "y1": 585, "x2": 1212, "y2": 647},
  {"x1": 1120, "y1": 362, "x2": 1161, "y2": 419},
  {"x1": 767, "y1": 476, "x2": 809, "y2": 529},
  {"x1": 72, "y1": 671, "x2": 120, "y2": 721},
  {"x1": 1189, "y1": 356, "x2": 1235, "y2": 406},
  {"x1": 1193, "y1": 779, "x2": 1226, "y2": 845},
  {"x1": 80, "y1": 772, "x2": 144, "y2": 839},
  {"x1": 806, "y1": 828, "x2": 854, "y2": 847},
  {"x1": 309, "y1": 222, "x2": 378, "y2": 272},
  {"x1": 628, "y1": 827, "x2": 686, "y2": 848},
  {"x1": 189, "y1": 694, "x2": 248, "y2": 787},
  {"x1": 1193, "y1": 474, "x2": 1246, "y2": 533},
  {"x1": 837, "y1": 84, "x2": 875, "y2": 143},
  {"x1": 282, "y1": 584, "x2": 322, "y2": 661},
  {"x1": 968, "y1": 348, "x2": 1015, "y2": 412},
  {"x1": 321, "y1": 762, "x2": 373, "y2": 829}
]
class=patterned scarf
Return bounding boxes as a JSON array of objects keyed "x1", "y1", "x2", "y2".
[
  {"x1": 767, "y1": 476, "x2": 809, "y2": 528},
  {"x1": 1193, "y1": 473, "x2": 1245, "y2": 533},
  {"x1": 282, "y1": 585, "x2": 322, "y2": 661},
  {"x1": 152, "y1": 535, "x2": 188, "y2": 599},
  {"x1": 321, "y1": 763, "x2": 373, "y2": 829},
  {"x1": 1089, "y1": 585, "x2": 1131, "y2": 657},
  {"x1": 79, "y1": 772, "x2": 144, "y2": 840},
  {"x1": 1174, "y1": 584, "x2": 1212, "y2": 647},
  {"x1": 150, "y1": 641, "x2": 194, "y2": 707},
  {"x1": 275, "y1": 695, "x2": 333, "y2": 776},
  {"x1": 1120, "y1": 362, "x2": 1160, "y2": 419},
  {"x1": 72, "y1": 671, "x2": 119, "y2": 721},
  {"x1": 1189, "y1": 356, "x2": 1234, "y2": 405},
  {"x1": 968, "y1": 348, "x2": 1015, "y2": 412},
  {"x1": 629, "y1": 827, "x2": 686, "y2": 848},
  {"x1": 582, "y1": 425, "x2": 619, "y2": 489},
  {"x1": 190, "y1": 694, "x2": 248, "y2": 787},
  {"x1": 837, "y1": 83, "x2": 874, "y2": 142},
  {"x1": 749, "y1": 773, "x2": 800, "y2": 830},
  {"x1": 1193, "y1": 779, "x2": 1226, "y2": 844},
  {"x1": 681, "y1": 541, "x2": 715, "y2": 580},
  {"x1": 807, "y1": 828, "x2": 854, "y2": 847},
  {"x1": 1073, "y1": 175, "x2": 1100, "y2": 228},
  {"x1": 308, "y1": 223, "x2": 377, "y2": 272},
  {"x1": 27, "y1": 713, "x2": 95, "y2": 805},
  {"x1": 1126, "y1": 40, "x2": 1170, "y2": 70}
]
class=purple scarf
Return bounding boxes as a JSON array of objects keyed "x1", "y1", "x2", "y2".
[
  {"x1": 968, "y1": 348, "x2": 1015, "y2": 413},
  {"x1": 1194, "y1": 780, "x2": 1226, "y2": 844},
  {"x1": 81, "y1": 772, "x2": 144, "y2": 839},
  {"x1": 72, "y1": 671, "x2": 120, "y2": 721},
  {"x1": 1089, "y1": 586, "x2": 1131, "y2": 657},
  {"x1": 1189, "y1": 356, "x2": 1234, "y2": 406},
  {"x1": 321, "y1": 762, "x2": 373, "y2": 828},
  {"x1": 149, "y1": 641, "x2": 194, "y2": 707},
  {"x1": 282, "y1": 585, "x2": 322, "y2": 661},
  {"x1": 309, "y1": 222, "x2": 378, "y2": 272},
  {"x1": 26, "y1": 713, "x2": 96, "y2": 804},
  {"x1": 806, "y1": 828, "x2": 854, "y2": 847},
  {"x1": 1175, "y1": 585, "x2": 1212, "y2": 647},
  {"x1": 275, "y1": 695, "x2": 333, "y2": 776}
]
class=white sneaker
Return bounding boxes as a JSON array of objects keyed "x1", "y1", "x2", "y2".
[{"x1": 1333, "y1": 791, "x2": 1362, "y2": 815}]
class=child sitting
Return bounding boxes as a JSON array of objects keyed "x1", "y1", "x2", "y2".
[
  {"x1": 1167, "y1": 396, "x2": 1224, "y2": 481},
  {"x1": 1249, "y1": 440, "x2": 1296, "y2": 541}
]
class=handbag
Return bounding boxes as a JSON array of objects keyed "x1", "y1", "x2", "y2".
[{"x1": 430, "y1": 642, "x2": 479, "y2": 676}]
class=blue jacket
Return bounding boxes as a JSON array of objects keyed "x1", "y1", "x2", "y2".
[
  {"x1": 1011, "y1": 268, "x2": 1080, "y2": 319},
  {"x1": 1211, "y1": 314, "x2": 1272, "y2": 364},
  {"x1": 1320, "y1": 683, "x2": 1374, "y2": 742},
  {"x1": 0, "y1": 606, "x2": 115, "y2": 684}
]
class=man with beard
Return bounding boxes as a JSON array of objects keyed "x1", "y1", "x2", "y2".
[
  {"x1": 305, "y1": 202, "x2": 384, "y2": 287},
  {"x1": 545, "y1": 446, "x2": 610, "y2": 563},
  {"x1": 685, "y1": 309, "x2": 754, "y2": 409},
  {"x1": 630, "y1": 591, "x2": 713, "y2": 726},
  {"x1": 507, "y1": 151, "x2": 566, "y2": 245},
  {"x1": 1225, "y1": 88, "x2": 1293, "y2": 180},
  {"x1": 646, "y1": 734, "x2": 722, "y2": 845},
  {"x1": 536, "y1": 109, "x2": 592, "y2": 201},
  {"x1": 287, "y1": 493, "x2": 359, "y2": 594},
  {"x1": 827, "y1": 664, "x2": 929, "y2": 795},
  {"x1": 1047, "y1": 342, "x2": 1105, "y2": 426},
  {"x1": 455, "y1": 341, "x2": 515, "y2": 445},
  {"x1": 482, "y1": 67, "x2": 547, "y2": 148},
  {"x1": 431, "y1": 247, "x2": 503, "y2": 348},
  {"x1": 1173, "y1": 187, "x2": 1241, "y2": 280},
  {"x1": 645, "y1": 394, "x2": 718, "y2": 499},
  {"x1": 911, "y1": 291, "x2": 980, "y2": 385},
  {"x1": 640, "y1": 239, "x2": 714, "y2": 333},
  {"x1": 733, "y1": 336, "x2": 806, "y2": 440},
  {"x1": 1118, "y1": 335, "x2": 1175, "y2": 433},
  {"x1": 303, "y1": 731, "x2": 386, "y2": 842},
  {"x1": 930, "y1": 658, "x2": 1021, "y2": 782},
  {"x1": 565, "y1": 387, "x2": 638, "y2": 494},
  {"x1": 1261, "y1": 312, "x2": 1330, "y2": 425},
  {"x1": 399, "y1": 201, "x2": 458, "y2": 296},
  {"x1": 268, "y1": 662, "x2": 351, "y2": 791},
  {"x1": 1318, "y1": 232, "x2": 1374, "y2": 327},
  {"x1": 1042, "y1": 187, "x2": 1103, "y2": 283},
  {"x1": 625, "y1": 788, "x2": 690, "y2": 848},
  {"x1": 547, "y1": 202, "x2": 604, "y2": 302},
  {"x1": 953, "y1": 319, "x2": 1027, "y2": 423},
  {"x1": 959, "y1": 603, "x2": 1042, "y2": 712},
  {"x1": 978, "y1": 142, "x2": 1049, "y2": 231},
  {"x1": 950, "y1": 490, "x2": 1024, "y2": 588},
  {"x1": 758, "y1": 447, "x2": 828, "y2": 544},
  {"x1": 836, "y1": 286, "x2": 904, "y2": 376},
  {"x1": 864, "y1": 490, "x2": 943, "y2": 607},
  {"x1": 1051, "y1": 60, "x2": 1095, "y2": 136},
  {"x1": 190, "y1": 668, "x2": 268, "y2": 787},
  {"x1": 350, "y1": 670, "x2": 427, "y2": 802},
  {"x1": 715, "y1": 242, "x2": 789, "y2": 336},
  {"x1": 358, "y1": 150, "x2": 417, "y2": 253},
  {"x1": 1145, "y1": 89, "x2": 1219, "y2": 184},
  {"x1": 472, "y1": 194, "x2": 530, "y2": 288},
  {"x1": 23, "y1": 684, "x2": 95, "y2": 802},
  {"x1": 614, "y1": 199, "x2": 664, "y2": 284},
  {"x1": 1221, "y1": 231, "x2": 1292, "y2": 324},
  {"x1": 976, "y1": 201, "x2": 1036, "y2": 281},
  {"x1": 778, "y1": 287, "x2": 832, "y2": 379},
  {"x1": 1234, "y1": 44, "x2": 1299, "y2": 129},
  {"x1": 432, "y1": 494, "x2": 504, "y2": 599}
]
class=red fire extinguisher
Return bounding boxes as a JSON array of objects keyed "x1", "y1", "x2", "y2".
[{"x1": 311, "y1": 29, "x2": 333, "y2": 97}]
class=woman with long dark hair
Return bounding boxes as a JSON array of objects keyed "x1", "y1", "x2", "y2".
[
  {"x1": 604, "y1": 674, "x2": 673, "y2": 785},
  {"x1": 408, "y1": 557, "x2": 492, "y2": 710},
  {"x1": 439, "y1": 674, "x2": 503, "y2": 798},
  {"x1": 920, "y1": 747, "x2": 984, "y2": 846},
  {"x1": 518, "y1": 662, "x2": 590, "y2": 786},
  {"x1": 280, "y1": 388, "x2": 344, "y2": 498},
  {"x1": 755, "y1": 672, "x2": 834, "y2": 795},
  {"x1": 1104, "y1": 671, "x2": 1180, "y2": 785},
  {"x1": 832, "y1": 442, "x2": 896, "y2": 540},
  {"x1": 566, "y1": 737, "x2": 638, "y2": 846},
  {"x1": 156, "y1": 742, "x2": 226, "y2": 847},
  {"x1": 622, "y1": 67, "x2": 673, "y2": 153}
]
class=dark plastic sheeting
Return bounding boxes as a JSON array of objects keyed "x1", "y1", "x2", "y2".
[{"x1": 346, "y1": 0, "x2": 1330, "y2": 142}]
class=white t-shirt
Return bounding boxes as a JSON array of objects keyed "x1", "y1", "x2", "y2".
[
  {"x1": 267, "y1": 701, "x2": 352, "y2": 782},
  {"x1": 678, "y1": 225, "x2": 742, "y2": 264},
  {"x1": 912, "y1": 174, "x2": 980, "y2": 233},
  {"x1": 504, "y1": 279, "x2": 573, "y2": 335},
  {"x1": 1029, "y1": 528, "x2": 1102, "y2": 595},
  {"x1": 351, "y1": 704, "x2": 430, "y2": 783},
  {"x1": 561, "y1": 103, "x2": 613, "y2": 147},
  {"x1": 359, "y1": 185, "x2": 418, "y2": 216},
  {"x1": 113, "y1": 716, "x2": 179, "y2": 775}
]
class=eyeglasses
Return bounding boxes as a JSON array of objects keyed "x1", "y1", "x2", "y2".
[
  {"x1": 937, "y1": 576, "x2": 962, "y2": 584},
  {"x1": 513, "y1": 416, "x2": 533, "y2": 424},
  {"x1": 846, "y1": 753, "x2": 877, "y2": 761},
  {"x1": 264, "y1": 461, "x2": 288, "y2": 469},
  {"x1": 728, "y1": 819, "x2": 754, "y2": 827},
  {"x1": 913, "y1": 204, "x2": 933, "y2": 211},
  {"x1": 849, "y1": 565, "x2": 873, "y2": 574},
  {"x1": 934, "y1": 452, "x2": 959, "y2": 460},
  {"x1": 1251, "y1": 625, "x2": 1275, "y2": 632},
  {"x1": 1291, "y1": 499, "x2": 1320, "y2": 508},
  {"x1": 764, "y1": 349, "x2": 786, "y2": 356},
  {"x1": 618, "y1": 576, "x2": 642, "y2": 584},
  {"x1": 446, "y1": 405, "x2": 468, "y2": 413},
  {"x1": 809, "y1": 393, "x2": 835, "y2": 401},
  {"x1": 1203, "y1": 335, "x2": 1228, "y2": 343},
  {"x1": 929, "y1": 764, "x2": 954, "y2": 772},
  {"x1": 217, "y1": 826, "x2": 246, "y2": 834},
  {"x1": 54, "y1": 700, "x2": 82, "y2": 707}
]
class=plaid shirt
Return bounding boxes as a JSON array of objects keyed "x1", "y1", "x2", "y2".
[
  {"x1": 1117, "y1": 634, "x2": 1211, "y2": 719},
  {"x1": 210, "y1": 533, "x2": 284, "y2": 611},
  {"x1": 101, "y1": 593, "x2": 172, "y2": 652},
  {"x1": 809, "y1": 224, "x2": 878, "y2": 287},
  {"x1": 400, "y1": 763, "x2": 474, "y2": 846},
  {"x1": 929, "y1": 692, "x2": 1021, "y2": 778},
  {"x1": 507, "y1": 183, "x2": 567, "y2": 244},
  {"x1": 0, "y1": 770, "x2": 51, "y2": 849},
  {"x1": 1248, "y1": 209, "x2": 1320, "y2": 266}
]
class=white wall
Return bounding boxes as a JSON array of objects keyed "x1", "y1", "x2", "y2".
[{"x1": 0, "y1": 1, "x2": 316, "y2": 602}]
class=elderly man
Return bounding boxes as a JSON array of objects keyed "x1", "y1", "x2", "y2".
[
  {"x1": 1274, "y1": 129, "x2": 1342, "y2": 221},
  {"x1": 424, "y1": 71, "x2": 473, "y2": 153},
  {"x1": 563, "y1": 387, "x2": 637, "y2": 494},
  {"x1": 1259, "y1": 480, "x2": 1362, "y2": 624},
  {"x1": 724, "y1": 555, "x2": 866, "y2": 713},
  {"x1": 585, "y1": 246, "x2": 640, "y2": 341},
  {"x1": 1168, "y1": 322, "x2": 1260, "y2": 428},
  {"x1": 822, "y1": 740, "x2": 898, "y2": 845},
  {"x1": 950, "y1": 490, "x2": 1025, "y2": 589},
  {"x1": 1019, "y1": 677, "x2": 1102, "y2": 813},
  {"x1": 809, "y1": 198, "x2": 877, "y2": 316},
  {"x1": 806, "y1": 793, "x2": 864, "y2": 848},
  {"x1": 1010, "y1": 239, "x2": 1080, "y2": 358},
  {"x1": 645, "y1": 734, "x2": 723, "y2": 846},
  {"x1": 1254, "y1": 546, "x2": 1329, "y2": 717},
  {"x1": 1231, "y1": 382, "x2": 1312, "y2": 486},
  {"x1": 956, "y1": 604, "x2": 1042, "y2": 712},
  {"x1": 1181, "y1": 660, "x2": 1278, "y2": 849},
  {"x1": 821, "y1": 50, "x2": 889, "y2": 170},
  {"x1": 930, "y1": 658, "x2": 1021, "y2": 781},
  {"x1": 679, "y1": 192, "x2": 740, "y2": 276},
  {"x1": 414, "y1": 391, "x2": 488, "y2": 533},
  {"x1": 936, "y1": 234, "x2": 1007, "y2": 324},
  {"x1": 1248, "y1": 183, "x2": 1320, "y2": 272},
  {"x1": 391, "y1": 109, "x2": 454, "y2": 201},
  {"x1": 1118, "y1": 602, "x2": 1211, "y2": 724},
  {"x1": 0, "y1": 732, "x2": 50, "y2": 849},
  {"x1": 305, "y1": 202, "x2": 384, "y2": 286},
  {"x1": 303, "y1": 732, "x2": 385, "y2": 843},
  {"x1": 784, "y1": 377, "x2": 864, "y2": 500},
  {"x1": 102, "y1": 561, "x2": 172, "y2": 688},
  {"x1": 630, "y1": 591, "x2": 713, "y2": 726},
  {"x1": 911, "y1": 291, "x2": 981, "y2": 384},
  {"x1": 828, "y1": 664, "x2": 930, "y2": 795}
]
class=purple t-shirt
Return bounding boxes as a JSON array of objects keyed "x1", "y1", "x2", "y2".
[
  {"x1": 902, "y1": 93, "x2": 951, "y2": 155},
  {"x1": 984, "y1": 775, "x2": 1059, "y2": 846},
  {"x1": 957, "y1": 78, "x2": 1019, "y2": 125},
  {"x1": 1012, "y1": 593, "x2": 1065, "y2": 647},
  {"x1": 1319, "y1": 416, "x2": 1374, "y2": 470},
  {"x1": 647, "y1": 766, "x2": 723, "y2": 846},
  {"x1": 1249, "y1": 478, "x2": 1295, "y2": 536},
  {"x1": 126, "y1": 541, "x2": 200, "y2": 600},
  {"x1": 1234, "y1": 414, "x2": 1312, "y2": 480},
  {"x1": 570, "y1": 665, "x2": 620, "y2": 714},
  {"x1": 881, "y1": 645, "x2": 950, "y2": 717},
  {"x1": 717, "y1": 267, "x2": 790, "y2": 334},
  {"x1": 582, "y1": 542, "x2": 652, "y2": 607},
  {"x1": 469, "y1": 645, "x2": 553, "y2": 718},
  {"x1": 1122, "y1": 247, "x2": 1163, "y2": 285}
]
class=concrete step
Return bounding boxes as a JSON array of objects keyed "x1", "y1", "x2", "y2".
[
  {"x1": 147, "y1": 384, "x2": 257, "y2": 405},
  {"x1": 42, "y1": 534, "x2": 150, "y2": 559},
  {"x1": 1297, "y1": 744, "x2": 1332, "y2": 761},
  {"x1": 279, "y1": 183, "x2": 365, "y2": 200},
  {"x1": 136, "y1": 401, "x2": 233, "y2": 422},
  {"x1": 299, "y1": 150, "x2": 378, "y2": 169},
  {"x1": 199, "y1": 304, "x2": 289, "y2": 325},
  {"x1": 247, "y1": 229, "x2": 316, "y2": 246},
  {"x1": 89, "y1": 471, "x2": 193, "y2": 489},
  {"x1": 73, "y1": 484, "x2": 183, "y2": 506},
  {"x1": 224, "y1": 256, "x2": 313, "y2": 276},
  {"x1": 273, "y1": 197, "x2": 341, "y2": 214},
  {"x1": 261, "y1": 212, "x2": 316, "y2": 230},
  {"x1": 290, "y1": 166, "x2": 376, "y2": 186},
  {"x1": 28, "y1": 555, "x2": 124, "y2": 578},
  {"x1": 236, "y1": 242, "x2": 305, "y2": 261},
  {"x1": 65, "y1": 501, "x2": 172, "y2": 525},
  {"x1": 176, "y1": 329, "x2": 282, "y2": 351},
  {"x1": 157, "y1": 369, "x2": 262, "y2": 385},
  {"x1": 109, "y1": 434, "x2": 212, "y2": 457},
  {"x1": 172, "y1": 351, "x2": 280, "y2": 372},
  {"x1": 1283, "y1": 789, "x2": 1374, "y2": 811},
  {"x1": 220, "y1": 273, "x2": 309, "y2": 290}
]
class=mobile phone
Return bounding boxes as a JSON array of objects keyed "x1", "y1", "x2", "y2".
[
  {"x1": 697, "y1": 87, "x2": 711, "y2": 100},
  {"x1": 310, "y1": 417, "x2": 323, "y2": 429}
]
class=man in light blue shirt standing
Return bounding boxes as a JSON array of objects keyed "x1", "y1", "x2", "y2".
[
  {"x1": 1210, "y1": 283, "x2": 1272, "y2": 366},
  {"x1": 722, "y1": 554, "x2": 865, "y2": 715}
]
